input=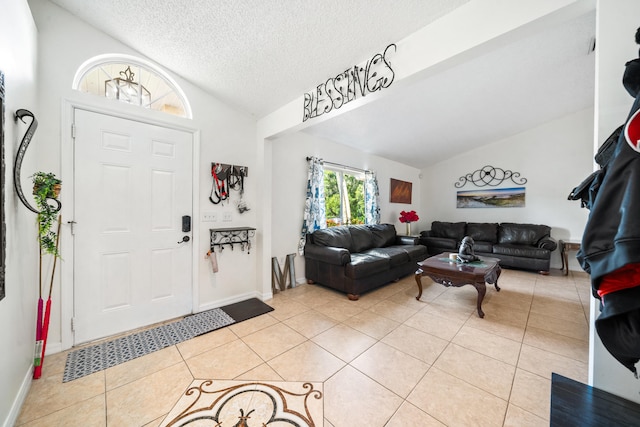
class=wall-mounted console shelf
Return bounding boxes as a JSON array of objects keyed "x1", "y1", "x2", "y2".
[{"x1": 210, "y1": 227, "x2": 256, "y2": 253}]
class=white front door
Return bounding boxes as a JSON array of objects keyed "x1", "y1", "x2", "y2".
[{"x1": 73, "y1": 109, "x2": 193, "y2": 344}]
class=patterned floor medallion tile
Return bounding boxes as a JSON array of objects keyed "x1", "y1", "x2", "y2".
[{"x1": 160, "y1": 380, "x2": 323, "y2": 427}]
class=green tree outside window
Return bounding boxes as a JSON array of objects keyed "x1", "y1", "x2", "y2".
[{"x1": 324, "y1": 169, "x2": 365, "y2": 227}]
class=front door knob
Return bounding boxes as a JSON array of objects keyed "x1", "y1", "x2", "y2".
[{"x1": 178, "y1": 236, "x2": 190, "y2": 244}]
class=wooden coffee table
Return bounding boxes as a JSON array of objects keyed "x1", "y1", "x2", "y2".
[{"x1": 415, "y1": 252, "x2": 501, "y2": 318}]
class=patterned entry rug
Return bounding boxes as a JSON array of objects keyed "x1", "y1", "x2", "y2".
[
  {"x1": 62, "y1": 298, "x2": 273, "y2": 382},
  {"x1": 160, "y1": 380, "x2": 323, "y2": 427}
]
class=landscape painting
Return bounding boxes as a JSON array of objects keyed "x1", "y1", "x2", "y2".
[{"x1": 457, "y1": 187, "x2": 525, "y2": 208}]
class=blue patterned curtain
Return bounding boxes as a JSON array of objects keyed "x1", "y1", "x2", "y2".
[
  {"x1": 298, "y1": 157, "x2": 326, "y2": 255},
  {"x1": 365, "y1": 171, "x2": 380, "y2": 225}
]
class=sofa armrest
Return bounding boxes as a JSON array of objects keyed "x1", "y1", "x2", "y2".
[
  {"x1": 538, "y1": 236, "x2": 558, "y2": 251},
  {"x1": 396, "y1": 235, "x2": 419, "y2": 245},
  {"x1": 420, "y1": 230, "x2": 433, "y2": 238},
  {"x1": 304, "y1": 244, "x2": 351, "y2": 265}
]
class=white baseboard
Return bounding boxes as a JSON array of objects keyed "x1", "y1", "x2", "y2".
[
  {"x1": 45, "y1": 341, "x2": 62, "y2": 356},
  {"x1": 3, "y1": 366, "x2": 33, "y2": 427}
]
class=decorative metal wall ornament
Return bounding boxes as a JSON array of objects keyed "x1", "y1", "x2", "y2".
[
  {"x1": 454, "y1": 165, "x2": 528, "y2": 188},
  {"x1": 13, "y1": 110, "x2": 62, "y2": 214},
  {"x1": 303, "y1": 43, "x2": 397, "y2": 122}
]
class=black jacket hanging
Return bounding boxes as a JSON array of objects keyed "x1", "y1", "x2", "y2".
[{"x1": 577, "y1": 45, "x2": 640, "y2": 376}]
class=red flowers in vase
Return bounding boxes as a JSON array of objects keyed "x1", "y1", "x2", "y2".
[{"x1": 399, "y1": 210, "x2": 419, "y2": 223}]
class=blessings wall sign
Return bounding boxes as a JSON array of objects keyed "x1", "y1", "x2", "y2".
[{"x1": 303, "y1": 43, "x2": 397, "y2": 122}]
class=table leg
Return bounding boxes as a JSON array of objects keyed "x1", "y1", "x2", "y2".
[
  {"x1": 472, "y1": 282, "x2": 487, "y2": 318},
  {"x1": 562, "y1": 248, "x2": 569, "y2": 276},
  {"x1": 414, "y1": 268, "x2": 424, "y2": 301}
]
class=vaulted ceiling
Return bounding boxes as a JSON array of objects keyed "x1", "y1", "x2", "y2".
[{"x1": 49, "y1": 0, "x2": 596, "y2": 168}]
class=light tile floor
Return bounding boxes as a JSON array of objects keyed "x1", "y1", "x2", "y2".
[{"x1": 17, "y1": 268, "x2": 591, "y2": 426}]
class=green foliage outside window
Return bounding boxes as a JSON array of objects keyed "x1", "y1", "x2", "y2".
[{"x1": 324, "y1": 170, "x2": 365, "y2": 227}]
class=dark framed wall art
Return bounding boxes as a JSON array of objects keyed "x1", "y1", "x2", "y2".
[
  {"x1": 0, "y1": 70, "x2": 5, "y2": 301},
  {"x1": 390, "y1": 178, "x2": 412, "y2": 204}
]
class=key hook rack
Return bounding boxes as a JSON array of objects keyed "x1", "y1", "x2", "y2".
[{"x1": 209, "y1": 227, "x2": 256, "y2": 253}]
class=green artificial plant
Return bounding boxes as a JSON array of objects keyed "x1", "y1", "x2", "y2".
[{"x1": 31, "y1": 172, "x2": 62, "y2": 257}]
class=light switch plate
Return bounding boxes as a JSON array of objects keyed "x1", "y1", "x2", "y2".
[{"x1": 203, "y1": 212, "x2": 217, "y2": 222}]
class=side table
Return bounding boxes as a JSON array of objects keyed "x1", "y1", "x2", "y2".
[{"x1": 560, "y1": 240, "x2": 581, "y2": 276}]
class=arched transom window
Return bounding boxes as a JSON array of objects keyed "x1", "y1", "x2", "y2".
[{"x1": 73, "y1": 54, "x2": 192, "y2": 118}]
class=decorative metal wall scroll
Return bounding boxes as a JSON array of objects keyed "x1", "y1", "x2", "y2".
[
  {"x1": 13, "y1": 109, "x2": 62, "y2": 214},
  {"x1": 454, "y1": 165, "x2": 528, "y2": 188},
  {"x1": 303, "y1": 43, "x2": 397, "y2": 122}
]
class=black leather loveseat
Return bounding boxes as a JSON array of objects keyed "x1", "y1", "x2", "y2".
[
  {"x1": 304, "y1": 224, "x2": 428, "y2": 300},
  {"x1": 420, "y1": 221, "x2": 557, "y2": 274}
]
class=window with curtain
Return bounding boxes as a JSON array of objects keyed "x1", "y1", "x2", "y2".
[
  {"x1": 299, "y1": 157, "x2": 379, "y2": 255},
  {"x1": 324, "y1": 168, "x2": 365, "y2": 227}
]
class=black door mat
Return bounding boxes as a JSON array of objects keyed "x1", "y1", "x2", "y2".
[
  {"x1": 221, "y1": 297, "x2": 275, "y2": 323},
  {"x1": 62, "y1": 298, "x2": 273, "y2": 383}
]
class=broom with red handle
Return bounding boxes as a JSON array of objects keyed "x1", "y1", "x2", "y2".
[
  {"x1": 33, "y1": 244, "x2": 43, "y2": 377},
  {"x1": 33, "y1": 215, "x2": 61, "y2": 379}
]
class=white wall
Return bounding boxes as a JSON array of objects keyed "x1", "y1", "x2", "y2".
[
  {"x1": 421, "y1": 108, "x2": 594, "y2": 270},
  {"x1": 589, "y1": 0, "x2": 640, "y2": 402},
  {"x1": 0, "y1": 1, "x2": 40, "y2": 425},
  {"x1": 270, "y1": 132, "x2": 421, "y2": 282},
  {"x1": 28, "y1": 0, "x2": 258, "y2": 352},
  {"x1": 258, "y1": 0, "x2": 595, "y2": 296}
]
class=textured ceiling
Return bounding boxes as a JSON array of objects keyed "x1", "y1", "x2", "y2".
[
  {"x1": 50, "y1": 0, "x2": 470, "y2": 118},
  {"x1": 48, "y1": 0, "x2": 595, "y2": 169}
]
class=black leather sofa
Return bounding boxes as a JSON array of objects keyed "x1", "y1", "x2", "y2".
[
  {"x1": 420, "y1": 221, "x2": 557, "y2": 274},
  {"x1": 304, "y1": 224, "x2": 428, "y2": 300}
]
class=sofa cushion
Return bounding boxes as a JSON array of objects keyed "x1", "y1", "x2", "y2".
[
  {"x1": 467, "y1": 223, "x2": 498, "y2": 243},
  {"x1": 345, "y1": 253, "x2": 390, "y2": 279},
  {"x1": 349, "y1": 225, "x2": 375, "y2": 252},
  {"x1": 493, "y1": 244, "x2": 550, "y2": 260},
  {"x1": 498, "y1": 223, "x2": 551, "y2": 245},
  {"x1": 368, "y1": 223, "x2": 397, "y2": 248},
  {"x1": 472, "y1": 241, "x2": 494, "y2": 253},
  {"x1": 423, "y1": 236, "x2": 458, "y2": 250},
  {"x1": 431, "y1": 221, "x2": 466, "y2": 241},
  {"x1": 363, "y1": 247, "x2": 410, "y2": 267},
  {"x1": 312, "y1": 227, "x2": 352, "y2": 249},
  {"x1": 396, "y1": 244, "x2": 428, "y2": 261}
]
